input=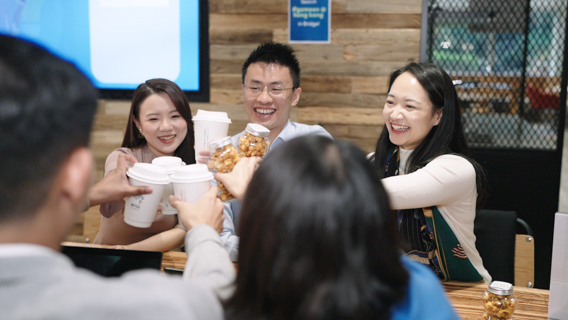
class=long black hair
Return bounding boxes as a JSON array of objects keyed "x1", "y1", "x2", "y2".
[
  {"x1": 121, "y1": 78, "x2": 195, "y2": 164},
  {"x1": 225, "y1": 135, "x2": 409, "y2": 320},
  {"x1": 373, "y1": 62, "x2": 487, "y2": 207}
]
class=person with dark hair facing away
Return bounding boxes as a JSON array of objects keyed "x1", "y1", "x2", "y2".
[
  {"x1": 200, "y1": 42, "x2": 332, "y2": 260},
  {"x1": 372, "y1": 62, "x2": 490, "y2": 283},
  {"x1": 218, "y1": 135, "x2": 458, "y2": 320},
  {"x1": 0, "y1": 34, "x2": 234, "y2": 319},
  {"x1": 94, "y1": 78, "x2": 196, "y2": 252}
]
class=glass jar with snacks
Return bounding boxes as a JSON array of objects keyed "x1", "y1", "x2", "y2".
[
  {"x1": 482, "y1": 281, "x2": 517, "y2": 320},
  {"x1": 207, "y1": 136, "x2": 240, "y2": 201},
  {"x1": 238, "y1": 123, "x2": 270, "y2": 157}
]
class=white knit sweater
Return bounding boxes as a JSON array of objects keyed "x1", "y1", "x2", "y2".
[{"x1": 381, "y1": 148, "x2": 491, "y2": 283}]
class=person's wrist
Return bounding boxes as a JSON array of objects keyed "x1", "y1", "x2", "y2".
[
  {"x1": 87, "y1": 189, "x2": 106, "y2": 207},
  {"x1": 184, "y1": 221, "x2": 208, "y2": 232},
  {"x1": 86, "y1": 187, "x2": 98, "y2": 206}
]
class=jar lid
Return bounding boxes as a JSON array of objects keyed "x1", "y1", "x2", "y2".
[
  {"x1": 152, "y1": 156, "x2": 183, "y2": 174},
  {"x1": 169, "y1": 164, "x2": 213, "y2": 183},
  {"x1": 208, "y1": 136, "x2": 233, "y2": 150},
  {"x1": 126, "y1": 163, "x2": 170, "y2": 185},
  {"x1": 245, "y1": 123, "x2": 270, "y2": 138},
  {"x1": 488, "y1": 281, "x2": 514, "y2": 295}
]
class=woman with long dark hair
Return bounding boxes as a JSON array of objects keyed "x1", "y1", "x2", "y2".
[
  {"x1": 94, "y1": 79, "x2": 195, "y2": 251},
  {"x1": 372, "y1": 62, "x2": 490, "y2": 283},
  {"x1": 223, "y1": 135, "x2": 457, "y2": 320}
]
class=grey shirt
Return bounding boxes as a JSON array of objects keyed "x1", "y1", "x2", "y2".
[{"x1": 0, "y1": 225, "x2": 235, "y2": 320}]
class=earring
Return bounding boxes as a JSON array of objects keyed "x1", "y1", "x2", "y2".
[{"x1": 138, "y1": 128, "x2": 144, "y2": 139}]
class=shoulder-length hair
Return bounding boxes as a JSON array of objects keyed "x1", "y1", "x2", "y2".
[
  {"x1": 225, "y1": 135, "x2": 409, "y2": 320},
  {"x1": 121, "y1": 78, "x2": 195, "y2": 164},
  {"x1": 373, "y1": 62, "x2": 486, "y2": 207}
]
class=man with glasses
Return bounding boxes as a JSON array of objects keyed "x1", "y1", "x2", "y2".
[
  {"x1": 215, "y1": 42, "x2": 331, "y2": 260},
  {"x1": 238, "y1": 42, "x2": 330, "y2": 145}
]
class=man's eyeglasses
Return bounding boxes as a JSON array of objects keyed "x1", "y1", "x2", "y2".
[{"x1": 244, "y1": 84, "x2": 295, "y2": 97}]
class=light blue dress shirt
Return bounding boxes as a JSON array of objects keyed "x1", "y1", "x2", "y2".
[{"x1": 219, "y1": 120, "x2": 332, "y2": 261}]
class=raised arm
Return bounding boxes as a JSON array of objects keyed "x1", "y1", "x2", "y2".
[
  {"x1": 381, "y1": 155, "x2": 476, "y2": 210},
  {"x1": 114, "y1": 226, "x2": 187, "y2": 252},
  {"x1": 87, "y1": 153, "x2": 152, "y2": 207},
  {"x1": 170, "y1": 187, "x2": 236, "y2": 299}
]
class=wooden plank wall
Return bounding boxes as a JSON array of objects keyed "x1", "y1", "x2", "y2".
[
  {"x1": 208, "y1": 0, "x2": 422, "y2": 153},
  {"x1": 75, "y1": 0, "x2": 422, "y2": 241}
]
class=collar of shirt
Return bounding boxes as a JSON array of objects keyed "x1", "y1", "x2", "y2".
[{"x1": 269, "y1": 120, "x2": 293, "y2": 149}]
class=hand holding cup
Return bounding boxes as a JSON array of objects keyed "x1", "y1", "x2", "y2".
[
  {"x1": 197, "y1": 149, "x2": 211, "y2": 164},
  {"x1": 214, "y1": 157, "x2": 262, "y2": 201},
  {"x1": 88, "y1": 154, "x2": 152, "y2": 207},
  {"x1": 168, "y1": 187, "x2": 225, "y2": 233}
]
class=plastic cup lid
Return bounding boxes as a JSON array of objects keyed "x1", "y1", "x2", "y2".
[
  {"x1": 192, "y1": 109, "x2": 232, "y2": 123},
  {"x1": 126, "y1": 163, "x2": 170, "y2": 185},
  {"x1": 488, "y1": 281, "x2": 514, "y2": 295},
  {"x1": 152, "y1": 156, "x2": 183, "y2": 174},
  {"x1": 170, "y1": 164, "x2": 214, "y2": 183},
  {"x1": 245, "y1": 123, "x2": 270, "y2": 138}
]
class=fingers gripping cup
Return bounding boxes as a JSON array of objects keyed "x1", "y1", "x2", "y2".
[
  {"x1": 152, "y1": 156, "x2": 184, "y2": 215},
  {"x1": 193, "y1": 109, "x2": 232, "y2": 163},
  {"x1": 170, "y1": 164, "x2": 214, "y2": 204},
  {"x1": 124, "y1": 163, "x2": 170, "y2": 228}
]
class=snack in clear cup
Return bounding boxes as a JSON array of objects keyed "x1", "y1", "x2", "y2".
[
  {"x1": 152, "y1": 156, "x2": 184, "y2": 215},
  {"x1": 207, "y1": 136, "x2": 240, "y2": 201},
  {"x1": 238, "y1": 123, "x2": 270, "y2": 157},
  {"x1": 124, "y1": 163, "x2": 170, "y2": 228},
  {"x1": 193, "y1": 109, "x2": 231, "y2": 163},
  {"x1": 170, "y1": 164, "x2": 214, "y2": 203}
]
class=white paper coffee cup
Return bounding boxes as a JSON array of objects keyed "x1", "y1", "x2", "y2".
[
  {"x1": 193, "y1": 109, "x2": 231, "y2": 163},
  {"x1": 152, "y1": 156, "x2": 184, "y2": 215},
  {"x1": 170, "y1": 164, "x2": 213, "y2": 204},
  {"x1": 124, "y1": 163, "x2": 170, "y2": 228}
]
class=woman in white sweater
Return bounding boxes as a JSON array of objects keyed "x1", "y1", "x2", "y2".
[{"x1": 372, "y1": 62, "x2": 491, "y2": 283}]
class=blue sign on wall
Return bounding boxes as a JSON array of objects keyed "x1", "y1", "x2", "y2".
[{"x1": 289, "y1": 0, "x2": 330, "y2": 44}]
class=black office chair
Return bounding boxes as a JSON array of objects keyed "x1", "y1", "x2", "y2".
[
  {"x1": 473, "y1": 210, "x2": 534, "y2": 286},
  {"x1": 474, "y1": 209, "x2": 517, "y2": 284}
]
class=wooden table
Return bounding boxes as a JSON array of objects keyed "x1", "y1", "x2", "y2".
[
  {"x1": 156, "y1": 252, "x2": 552, "y2": 319},
  {"x1": 63, "y1": 242, "x2": 551, "y2": 318},
  {"x1": 444, "y1": 281, "x2": 550, "y2": 319},
  {"x1": 161, "y1": 251, "x2": 187, "y2": 271}
]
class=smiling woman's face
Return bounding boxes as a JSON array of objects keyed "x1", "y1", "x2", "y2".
[
  {"x1": 133, "y1": 92, "x2": 188, "y2": 157},
  {"x1": 382, "y1": 72, "x2": 442, "y2": 150}
]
